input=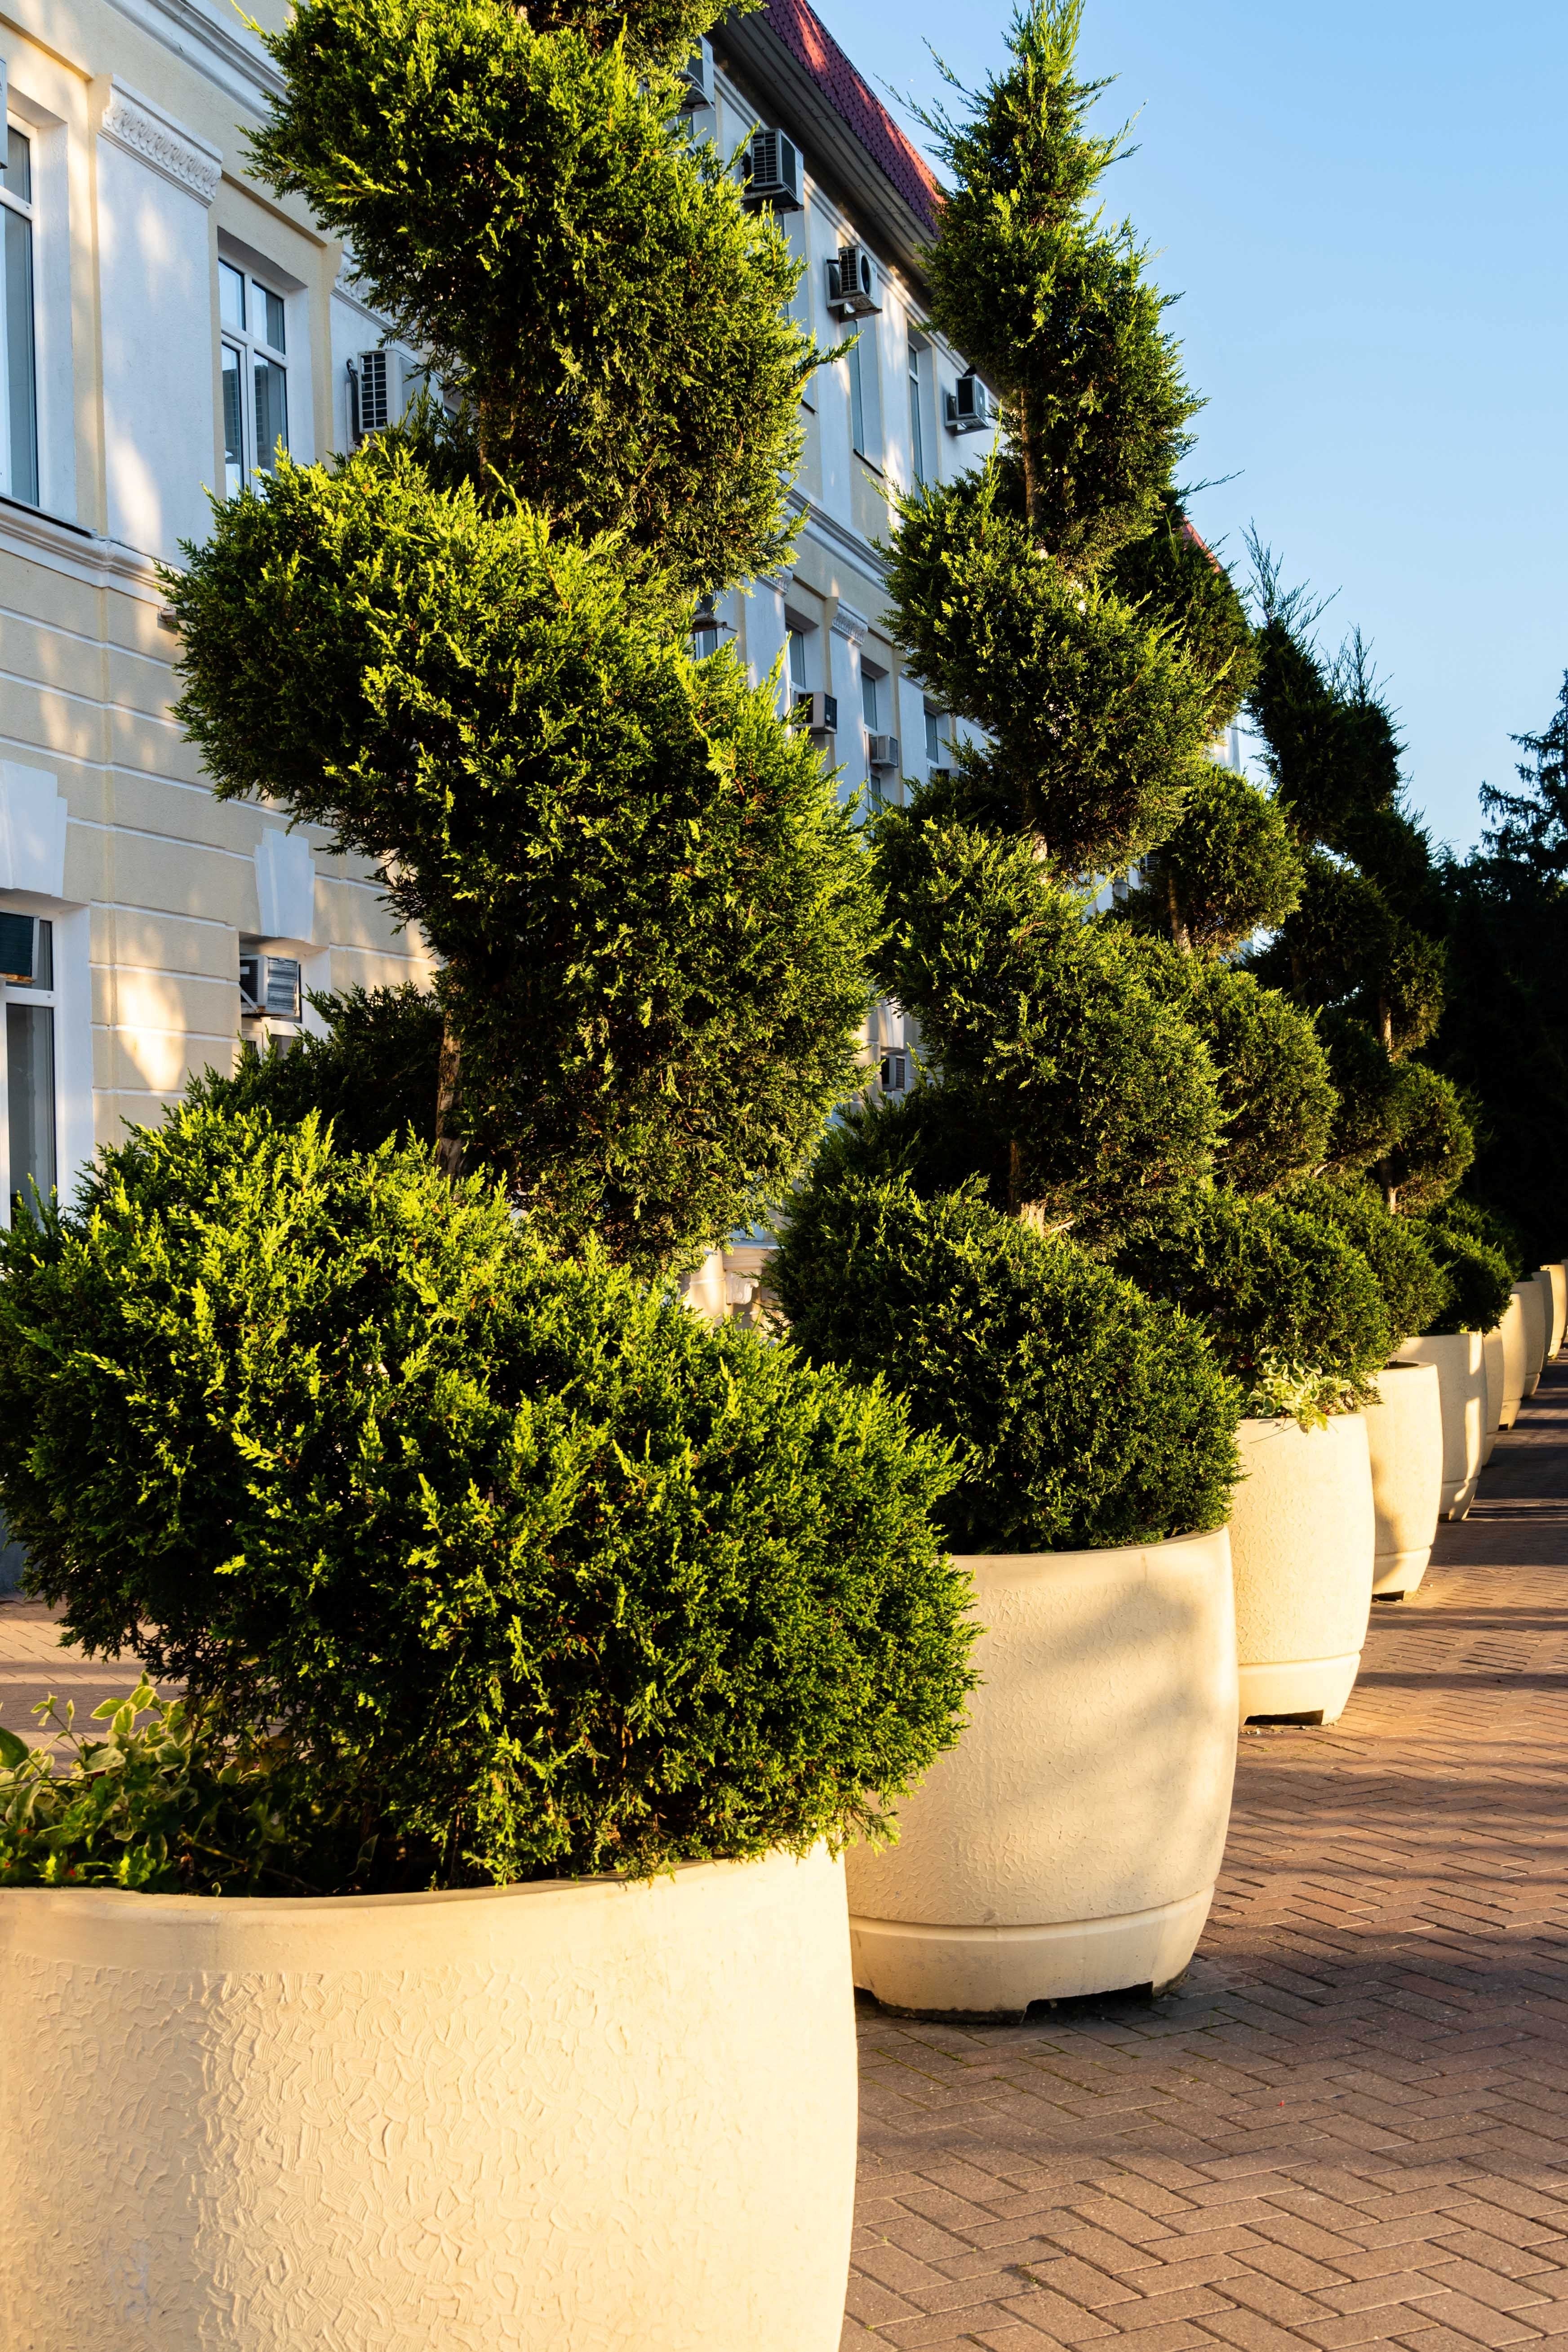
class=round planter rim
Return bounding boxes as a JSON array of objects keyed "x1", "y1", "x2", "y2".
[
  {"x1": 949, "y1": 1524, "x2": 1228, "y2": 1574},
  {"x1": 0, "y1": 1844, "x2": 806, "y2": 1926}
]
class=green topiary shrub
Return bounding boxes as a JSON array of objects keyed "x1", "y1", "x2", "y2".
[
  {"x1": 1118, "y1": 1186, "x2": 1392, "y2": 1405},
  {"x1": 169, "y1": 448, "x2": 875, "y2": 1272},
  {"x1": 772, "y1": 1172, "x2": 1243, "y2": 1554},
  {"x1": 192, "y1": 985, "x2": 444, "y2": 1154},
  {"x1": 1282, "y1": 1177, "x2": 1447, "y2": 1349},
  {"x1": 1123, "y1": 765, "x2": 1302, "y2": 958},
  {"x1": 0, "y1": 1107, "x2": 974, "y2": 1890},
  {"x1": 1139, "y1": 953, "x2": 1335, "y2": 1196},
  {"x1": 1407, "y1": 1218, "x2": 1514, "y2": 1335}
]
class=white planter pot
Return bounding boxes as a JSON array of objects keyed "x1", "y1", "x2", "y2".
[
  {"x1": 1395, "y1": 1332, "x2": 1485, "y2": 1520},
  {"x1": 1541, "y1": 1264, "x2": 1568, "y2": 1359},
  {"x1": 1497, "y1": 1293, "x2": 1528, "y2": 1428},
  {"x1": 846, "y1": 1527, "x2": 1238, "y2": 2022},
  {"x1": 1515, "y1": 1282, "x2": 1546, "y2": 1401},
  {"x1": 1230, "y1": 1415, "x2": 1375, "y2": 1725},
  {"x1": 1483, "y1": 1326, "x2": 1505, "y2": 1461},
  {"x1": 1363, "y1": 1362, "x2": 1443, "y2": 1596},
  {"x1": 0, "y1": 1848, "x2": 856, "y2": 2352},
  {"x1": 1528, "y1": 1272, "x2": 1555, "y2": 1384}
]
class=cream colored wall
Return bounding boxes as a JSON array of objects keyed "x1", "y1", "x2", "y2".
[{"x1": 0, "y1": 0, "x2": 432, "y2": 1203}]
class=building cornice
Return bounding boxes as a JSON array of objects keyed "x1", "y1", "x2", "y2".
[
  {"x1": 100, "y1": 79, "x2": 224, "y2": 205},
  {"x1": 787, "y1": 488, "x2": 889, "y2": 593},
  {"x1": 100, "y1": 0, "x2": 283, "y2": 117},
  {"x1": 0, "y1": 501, "x2": 167, "y2": 606}
]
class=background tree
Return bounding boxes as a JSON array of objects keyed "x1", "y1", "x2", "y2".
[
  {"x1": 168, "y1": 0, "x2": 874, "y2": 1270},
  {"x1": 1429, "y1": 676, "x2": 1568, "y2": 1260}
]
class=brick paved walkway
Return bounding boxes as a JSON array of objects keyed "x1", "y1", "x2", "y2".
[{"x1": 845, "y1": 1358, "x2": 1568, "y2": 2352}]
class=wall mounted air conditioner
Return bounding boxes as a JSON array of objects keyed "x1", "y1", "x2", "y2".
[
  {"x1": 792, "y1": 690, "x2": 837, "y2": 736},
  {"x1": 826, "y1": 243, "x2": 880, "y2": 318},
  {"x1": 240, "y1": 951, "x2": 303, "y2": 1023},
  {"x1": 866, "y1": 732, "x2": 900, "y2": 771},
  {"x1": 745, "y1": 129, "x2": 803, "y2": 211},
  {"x1": 944, "y1": 372, "x2": 991, "y2": 434},
  {"x1": 679, "y1": 39, "x2": 714, "y2": 110},
  {"x1": 347, "y1": 349, "x2": 391, "y2": 443},
  {"x1": 881, "y1": 1051, "x2": 910, "y2": 1095}
]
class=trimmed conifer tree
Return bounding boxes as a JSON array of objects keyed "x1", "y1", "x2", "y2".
[
  {"x1": 165, "y1": 0, "x2": 876, "y2": 1272},
  {"x1": 1244, "y1": 559, "x2": 1474, "y2": 1216},
  {"x1": 777, "y1": 0, "x2": 1416, "y2": 1468}
]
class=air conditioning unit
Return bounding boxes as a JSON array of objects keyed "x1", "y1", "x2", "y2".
[
  {"x1": 881, "y1": 1051, "x2": 910, "y2": 1095},
  {"x1": 944, "y1": 372, "x2": 991, "y2": 434},
  {"x1": 744, "y1": 128, "x2": 803, "y2": 212},
  {"x1": 866, "y1": 732, "x2": 900, "y2": 771},
  {"x1": 792, "y1": 690, "x2": 838, "y2": 736},
  {"x1": 826, "y1": 243, "x2": 880, "y2": 318},
  {"x1": 347, "y1": 349, "x2": 391, "y2": 443},
  {"x1": 678, "y1": 38, "x2": 714, "y2": 110},
  {"x1": 239, "y1": 951, "x2": 302, "y2": 1023},
  {"x1": 0, "y1": 910, "x2": 36, "y2": 983}
]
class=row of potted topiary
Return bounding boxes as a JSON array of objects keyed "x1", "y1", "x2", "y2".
[{"x1": 0, "y1": 2, "x2": 1556, "y2": 2345}]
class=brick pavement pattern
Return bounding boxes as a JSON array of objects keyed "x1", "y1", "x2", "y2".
[{"x1": 846, "y1": 1359, "x2": 1568, "y2": 2352}]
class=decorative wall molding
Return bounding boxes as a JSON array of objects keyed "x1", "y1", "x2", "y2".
[
  {"x1": 99, "y1": 80, "x2": 223, "y2": 206},
  {"x1": 831, "y1": 598, "x2": 871, "y2": 644},
  {"x1": 255, "y1": 828, "x2": 317, "y2": 947},
  {"x1": 0, "y1": 764, "x2": 69, "y2": 900}
]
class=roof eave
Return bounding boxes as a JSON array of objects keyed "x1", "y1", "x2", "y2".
[{"x1": 715, "y1": 8, "x2": 939, "y2": 296}]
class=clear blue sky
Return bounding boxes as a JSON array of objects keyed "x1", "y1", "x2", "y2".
[{"x1": 816, "y1": 0, "x2": 1568, "y2": 855}]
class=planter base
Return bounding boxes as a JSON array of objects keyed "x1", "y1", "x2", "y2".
[
  {"x1": 1442, "y1": 1479, "x2": 1477, "y2": 1521},
  {"x1": 849, "y1": 1883, "x2": 1217, "y2": 2022},
  {"x1": 1239, "y1": 1651, "x2": 1361, "y2": 1726},
  {"x1": 1373, "y1": 1546, "x2": 1430, "y2": 1598}
]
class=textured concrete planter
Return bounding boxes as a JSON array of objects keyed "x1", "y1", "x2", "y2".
[
  {"x1": 1541, "y1": 1265, "x2": 1568, "y2": 1360},
  {"x1": 1363, "y1": 1362, "x2": 1443, "y2": 1597},
  {"x1": 1395, "y1": 1333, "x2": 1486, "y2": 1520},
  {"x1": 1482, "y1": 1327, "x2": 1506, "y2": 1462},
  {"x1": 1516, "y1": 1282, "x2": 1547, "y2": 1402},
  {"x1": 1528, "y1": 1273, "x2": 1555, "y2": 1384},
  {"x1": 846, "y1": 1529, "x2": 1238, "y2": 2022},
  {"x1": 1497, "y1": 1293, "x2": 1528, "y2": 1429},
  {"x1": 0, "y1": 1849, "x2": 856, "y2": 2352},
  {"x1": 1230, "y1": 1416, "x2": 1375, "y2": 1725}
]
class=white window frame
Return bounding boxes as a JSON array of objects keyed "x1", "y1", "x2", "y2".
[
  {"x1": 0, "y1": 67, "x2": 39, "y2": 509},
  {"x1": 219, "y1": 255, "x2": 294, "y2": 495},
  {"x1": 0, "y1": 897, "x2": 90, "y2": 1227}
]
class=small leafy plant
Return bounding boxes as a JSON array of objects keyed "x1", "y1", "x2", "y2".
[{"x1": 0, "y1": 1686, "x2": 305, "y2": 1894}]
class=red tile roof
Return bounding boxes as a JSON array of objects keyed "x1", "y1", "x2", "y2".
[{"x1": 757, "y1": 0, "x2": 944, "y2": 235}]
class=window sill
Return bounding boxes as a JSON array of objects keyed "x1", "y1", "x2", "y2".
[{"x1": 0, "y1": 489, "x2": 90, "y2": 539}]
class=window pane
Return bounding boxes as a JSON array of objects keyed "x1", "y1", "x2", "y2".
[
  {"x1": 32, "y1": 918, "x2": 52, "y2": 993},
  {"x1": 788, "y1": 630, "x2": 808, "y2": 692},
  {"x1": 254, "y1": 356, "x2": 288, "y2": 471},
  {"x1": 264, "y1": 957, "x2": 301, "y2": 1021},
  {"x1": 862, "y1": 673, "x2": 879, "y2": 730},
  {"x1": 4, "y1": 204, "x2": 37, "y2": 506},
  {"x1": 847, "y1": 339, "x2": 866, "y2": 458},
  {"x1": 4, "y1": 126, "x2": 32, "y2": 203},
  {"x1": 925, "y1": 710, "x2": 942, "y2": 765},
  {"x1": 908, "y1": 342, "x2": 925, "y2": 485},
  {"x1": 7, "y1": 1000, "x2": 55, "y2": 1210},
  {"x1": 219, "y1": 259, "x2": 246, "y2": 333},
  {"x1": 222, "y1": 344, "x2": 244, "y2": 494},
  {"x1": 260, "y1": 285, "x2": 286, "y2": 354}
]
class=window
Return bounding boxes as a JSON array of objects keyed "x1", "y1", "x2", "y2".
[
  {"x1": 861, "y1": 670, "x2": 880, "y2": 733},
  {"x1": 907, "y1": 338, "x2": 925, "y2": 486},
  {"x1": 924, "y1": 707, "x2": 945, "y2": 768},
  {"x1": 0, "y1": 115, "x2": 38, "y2": 506},
  {"x1": 220, "y1": 258, "x2": 289, "y2": 494},
  {"x1": 692, "y1": 598, "x2": 721, "y2": 659},
  {"x1": 788, "y1": 629, "x2": 809, "y2": 697},
  {"x1": 4, "y1": 914, "x2": 54, "y2": 1213},
  {"x1": 846, "y1": 335, "x2": 867, "y2": 459}
]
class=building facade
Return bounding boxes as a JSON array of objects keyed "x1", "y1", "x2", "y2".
[{"x1": 0, "y1": 0, "x2": 990, "y2": 1233}]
